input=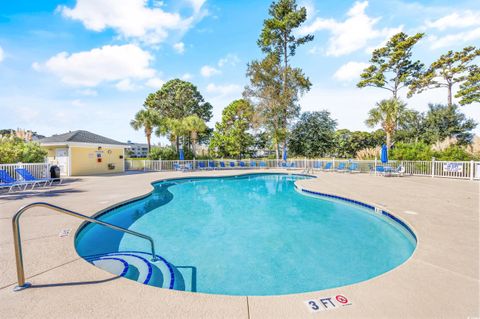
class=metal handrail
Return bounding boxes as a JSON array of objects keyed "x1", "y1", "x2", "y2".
[{"x1": 12, "y1": 202, "x2": 158, "y2": 291}]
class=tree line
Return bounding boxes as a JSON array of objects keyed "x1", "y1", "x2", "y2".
[{"x1": 131, "y1": 0, "x2": 479, "y2": 161}]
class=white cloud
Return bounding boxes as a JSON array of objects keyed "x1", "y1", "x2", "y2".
[
  {"x1": 429, "y1": 27, "x2": 480, "y2": 49},
  {"x1": 173, "y1": 42, "x2": 185, "y2": 54},
  {"x1": 33, "y1": 44, "x2": 155, "y2": 88},
  {"x1": 218, "y1": 54, "x2": 240, "y2": 67},
  {"x1": 333, "y1": 61, "x2": 369, "y2": 82},
  {"x1": 115, "y1": 79, "x2": 140, "y2": 91},
  {"x1": 298, "y1": 1, "x2": 402, "y2": 56},
  {"x1": 78, "y1": 89, "x2": 98, "y2": 96},
  {"x1": 145, "y1": 77, "x2": 165, "y2": 89},
  {"x1": 58, "y1": 0, "x2": 206, "y2": 45},
  {"x1": 206, "y1": 83, "x2": 241, "y2": 96},
  {"x1": 181, "y1": 73, "x2": 193, "y2": 80},
  {"x1": 0, "y1": 46, "x2": 4, "y2": 63},
  {"x1": 425, "y1": 10, "x2": 480, "y2": 31},
  {"x1": 200, "y1": 65, "x2": 220, "y2": 77}
]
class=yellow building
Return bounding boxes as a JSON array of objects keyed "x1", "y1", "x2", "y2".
[{"x1": 39, "y1": 130, "x2": 127, "y2": 176}]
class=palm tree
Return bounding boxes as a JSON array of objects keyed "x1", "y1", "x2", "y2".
[
  {"x1": 183, "y1": 115, "x2": 207, "y2": 156},
  {"x1": 130, "y1": 108, "x2": 160, "y2": 154},
  {"x1": 365, "y1": 98, "x2": 408, "y2": 149},
  {"x1": 165, "y1": 118, "x2": 187, "y2": 153}
]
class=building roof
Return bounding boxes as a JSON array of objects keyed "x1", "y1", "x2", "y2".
[{"x1": 39, "y1": 130, "x2": 127, "y2": 146}]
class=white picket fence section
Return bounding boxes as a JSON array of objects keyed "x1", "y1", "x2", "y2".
[
  {"x1": 0, "y1": 163, "x2": 50, "y2": 180},
  {"x1": 125, "y1": 158, "x2": 480, "y2": 181}
]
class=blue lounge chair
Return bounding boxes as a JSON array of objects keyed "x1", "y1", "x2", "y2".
[
  {"x1": 239, "y1": 161, "x2": 246, "y2": 168},
  {"x1": 219, "y1": 161, "x2": 226, "y2": 169},
  {"x1": 313, "y1": 162, "x2": 323, "y2": 170},
  {"x1": 173, "y1": 163, "x2": 181, "y2": 171},
  {"x1": 259, "y1": 161, "x2": 267, "y2": 168},
  {"x1": 375, "y1": 165, "x2": 385, "y2": 175},
  {"x1": 347, "y1": 163, "x2": 360, "y2": 173},
  {"x1": 184, "y1": 163, "x2": 193, "y2": 171},
  {"x1": 198, "y1": 162, "x2": 207, "y2": 170},
  {"x1": 208, "y1": 161, "x2": 216, "y2": 170},
  {"x1": 229, "y1": 161, "x2": 236, "y2": 168},
  {"x1": 15, "y1": 168, "x2": 54, "y2": 187},
  {"x1": 336, "y1": 162, "x2": 347, "y2": 172},
  {"x1": 323, "y1": 162, "x2": 333, "y2": 171},
  {"x1": 250, "y1": 161, "x2": 257, "y2": 168},
  {"x1": 0, "y1": 169, "x2": 31, "y2": 192}
]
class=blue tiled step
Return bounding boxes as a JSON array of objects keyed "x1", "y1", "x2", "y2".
[{"x1": 84, "y1": 251, "x2": 176, "y2": 289}]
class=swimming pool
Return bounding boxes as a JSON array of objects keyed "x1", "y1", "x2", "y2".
[{"x1": 75, "y1": 173, "x2": 416, "y2": 296}]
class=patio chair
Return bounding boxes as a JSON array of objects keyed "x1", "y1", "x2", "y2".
[
  {"x1": 15, "y1": 168, "x2": 55, "y2": 188},
  {"x1": 250, "y1": 161, "x2": 257, "y2": 168},
  {"x1": 375, "y1": 165, "x2": 385, "y2": 175},
  {"x1": 239, "y1": 161, "x2": 246, "y2": 168},
  {"x1": 259, "y1": 161, "x2": 267, "y2": 168},
  {"x1": 336, "y1": 162, "x2": 347, "y2": 172},
  {"x1": 198, "y1": 162, "x2": 207, "y2": 170},
  {"x1": 173, "y1": 163, "x2": 181, "y2": 171},
  {"x1": 0, "y1": 169, "x2": 31, "y2": 192},
  {"x1": 208, "y1": 161, "x2": 216, "y2": 170},
  {"x1": 322, "y1": 162, "x2": 333, "y2": 171},
  {"x1": 347, "y1": 163, "x2": 360, "y2": 173},
  {"x1": 391, "y1": 165, "x2": 406, "y2": 177},
  {"x1": 219, "y1": 161, "x2": 226, "y2": 169},
  {"x1": 229, "y1": 161, "x2": 236, "y2": 168},
  {"x1": 184, "y1": 163, "x2": 193, "y2": 171}
]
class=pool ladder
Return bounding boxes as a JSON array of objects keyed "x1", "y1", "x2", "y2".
[{"x1": 11, "y1": 202, "x2": 158, "y2": 291}]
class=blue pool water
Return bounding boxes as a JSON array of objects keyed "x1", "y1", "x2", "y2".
[{"x1": 75, "y1": 174, "x2": 416, "y2": 296}]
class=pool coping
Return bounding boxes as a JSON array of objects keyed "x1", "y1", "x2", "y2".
[{"x1": 74, "y1": 171, "x2": 419, "y2": 297}]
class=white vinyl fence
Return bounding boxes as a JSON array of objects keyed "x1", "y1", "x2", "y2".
[
  {"x1": 125, "y1": 158, "x2": 480, "y2": 181},
  {"x1": 0, "y1": 163, "x2": 50, "y2": 180}
]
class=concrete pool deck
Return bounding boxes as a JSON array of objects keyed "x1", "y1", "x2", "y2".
[{"x1": 0, "y1": 170, "x2": 478, "y2": 318}]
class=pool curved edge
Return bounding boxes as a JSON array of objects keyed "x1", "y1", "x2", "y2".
[{"x1": 73, "y1": 171, "x2": 418, "y2": 297}]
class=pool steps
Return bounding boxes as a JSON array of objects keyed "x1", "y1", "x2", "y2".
[{"x1": 84, "y1": 251, "x2": 177, "y2": 289}]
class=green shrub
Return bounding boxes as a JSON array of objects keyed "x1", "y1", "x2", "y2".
[
  {"x1": 434, "y1": 145, "x2": 474, "y2": 161},
  {"x1": 0, "y1": 137, "x2": 47, "y2": 163},
  {"x1": 390, "y1": 142, "x2": 433, "y2": 160}
]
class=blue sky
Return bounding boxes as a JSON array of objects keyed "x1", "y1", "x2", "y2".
[{"x1": 1, "y1": 0, "x2": 479, "y2": 144}]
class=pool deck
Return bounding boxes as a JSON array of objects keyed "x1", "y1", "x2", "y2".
[{"x1": 0, "y1": 169, "x2": 478, "y2": 318}]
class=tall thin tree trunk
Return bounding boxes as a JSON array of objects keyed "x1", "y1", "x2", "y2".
[
  {"x1": 447, "y1": 82, "x2": 453, "y2": 106},
  {"x1": 386, "y1": 132, "x2": 391, "y2": 150},
  {"x1": 146, "y1": 133, "x2": 151, "y2": 154},
  {"x1": 175, "y1": 136, "x2": 180, "y2": 153},
  {"x1": 145, "y1": 127, "x2": 152, "y2": 154}
]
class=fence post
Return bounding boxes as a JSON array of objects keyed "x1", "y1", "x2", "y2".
[
  {"x1": 431, "y1": 157, "x2": 435, "y2": 178},
  {"x1": 333, "y1": 157, "x2": 335, "y2": 169},
  {"x1": 470, "y1": 160, "x2": 474, "y2": 181},
  {"x1": 374, "y1": 157, "x2": 377, "y2": 175}
]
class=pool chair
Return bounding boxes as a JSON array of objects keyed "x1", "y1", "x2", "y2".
[
  {"x1": 0, "y1": 169, "x2": 31, "y2": 192},
  {"x1": 198, "y1": 162, "x2": 207, "y2": 170},
  {"x1": 15, "y1": 167, "x2": 56, "y2": 187},
  {"x1": 347, "y1": 163, "x2": 360, "y2": 173},
  {"x1": 208, "y1": 161, "x2": 216, "y2": 170},
  {"x1": 229, "y1": 161, "x2": 236, "y2": 168},
  {"x1": 173, "y1": 163, "x2": 181, "y2": 171},
  {"x1": 259, "y1": 161, "x2": 267, "y2": 168},
  {"x1": 335, "y1": 162, "x2": 347, "y2": 173},
  {"x1": 390, "y1": 165, "x2": 406, "y2": 177},
  {"x1": 250, "y1": 161, "x2": 257, "y2": 168},
  {"x1": 184, "y1": 163, "x2": 193, "y2": 171},
  {"x1": 239, "y1": 161, "x2": 246, "y2": 168},
  {"x1": 219, "y1": 161, "x2": 226, "y2": 169},
  {"x1": 375, "y1": 165, "x2": 385, "y2": 175},
  {"x1": 322, "y1": 162, "x2": 333, "y2": 171}
]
